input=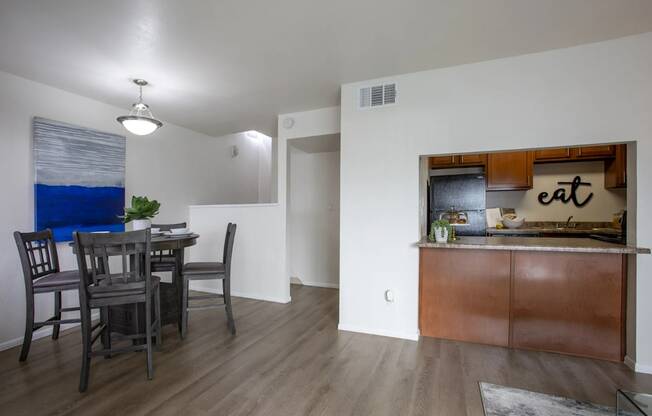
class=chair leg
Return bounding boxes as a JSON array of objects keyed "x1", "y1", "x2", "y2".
[
  {"x1": 154, "y1": 285, "x2": 162, "y2": 349},
  {"x1": 145, "y1": 296, "x2": 154, "y2": 380},
  {"x1": 79, "y1": 305, "x2": 92, "y2": 393},
  {"x1": 223, "y1": 278, "x2": 236, "y2": 335},
  {"x1": 52, "y1": 291, "x2": 61, "y2": 340},
  {"x1": 181, "y1": 277, "x2": 189, "y2": 339},
  {"x1": 19, "y1": 292, "x2": 35, "y2": 362},
  {"x1": 101, "y1": 306, "x2": 111, "y2": 359}
]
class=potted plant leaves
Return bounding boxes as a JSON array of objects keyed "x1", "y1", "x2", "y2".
[
  {"x1": 122, "y1": 196, "x2": 161, "y2": 230},
  {"x1": 429, "y1": 219, "x2": 452, "y2": 243}
]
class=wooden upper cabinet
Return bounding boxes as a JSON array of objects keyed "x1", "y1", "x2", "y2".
[
  {"x1": 605, "y1": 144, "x2": 627, "y2": 189},
  {"x1": 573, "y1": 145, "x2": 615, "y2": 159},
  {"x1": 458, "y1": 153, "x2": 487, "y2": 166},
  {"x1": 533, "y1": 148, "x2": 572, "y2": 162},
  {"x1": 429, "y1": 155, "x2": 457, "y2": 168},
  {"x1": 429, "y1": 154, "x2": 486, "y2": 169},
  {"x1": 487, "y1": 151, "x2": 533, "y2": 191}
]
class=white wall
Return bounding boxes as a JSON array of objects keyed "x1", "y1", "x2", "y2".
[
  {"x1": 339, "y1": 33, "x2": 652, "y2": 367},
  {"x1": 288, "y1": 148, "x2": 340, "y2": 288},
  {"x1": 257, "y1": 133, "x2": 273, "y2": 203},
  {"x1": 187, "y1": 107, "x2": 341, "y2": 304},
  {"x1": 188, "y1": 203, "x2": 289, "y2": 303},
  {"x1": 211, "y1": 131, "x2": 272, "y2": 204},
  {"x1": 0, "y1": 70, "x2": 267, "y2": 349},
  {"x1": 486, "y1": 160, "x2": 627, "y2": 222}
]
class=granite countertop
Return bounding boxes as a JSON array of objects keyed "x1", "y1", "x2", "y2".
[{"x1": 417, "y1": 236, "x2": 650, "y2": 254}]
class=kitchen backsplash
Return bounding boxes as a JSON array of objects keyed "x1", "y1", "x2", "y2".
[{"x1": 486, "y1": 161, "x2": 626, "y2": 221}]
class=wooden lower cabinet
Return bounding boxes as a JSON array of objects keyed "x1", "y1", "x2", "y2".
[
  {"x1": 419, "y1": 248, "x2": 625, "y2": 361},
  {"x1": 511, "y1": 251, "x2": 625, "y2": 361},
  {"x1": 419, "y1": 248, "x2": 511, "y2": 346}
]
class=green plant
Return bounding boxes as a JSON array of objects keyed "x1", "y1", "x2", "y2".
[
  {"x1": 429, "y1": 219, "x2": 451, "y2": 241},
  {"x1": 121, "y1": 196, "x2": 160, "y2": 223}
]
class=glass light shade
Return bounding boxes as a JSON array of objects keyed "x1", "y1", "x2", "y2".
[
  {"x1": 118, "y1": 117, "x2": 161, "y2": 135},
  {"x1": 117, "y1": 101, "x2": 163, "y2": 136}
]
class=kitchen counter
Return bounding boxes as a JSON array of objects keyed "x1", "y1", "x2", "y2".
[
  {"x1": 418, "y1": 235, "x2": 648, "y2": 361},
  {"x1": 417, "y1": 236, "x2": 649, "y2": 254},
  {"x1": 486, "y1": 226, "x2": 621, "y2": 236}
]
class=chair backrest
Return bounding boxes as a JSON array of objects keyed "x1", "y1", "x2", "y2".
[
  {"x1": 14, "y1": 229, "x2": 60, "y2": 289},
  {"x1": 222, "y1": 223, "x2": 237, "y2": 274},
  {"x1": 73, "y1": 230, "x2": 152, "y2": 298},
  {"x1": 151, "y1": 222, "x2": 187, "y2": 231}
]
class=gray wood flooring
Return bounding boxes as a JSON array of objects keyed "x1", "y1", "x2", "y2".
[{"x1": 1, "y1": 284, "x2": 652, "y2": 415}]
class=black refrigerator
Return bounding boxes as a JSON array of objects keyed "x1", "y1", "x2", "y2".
[{"x1": 429, "y1": 173, "x2": 486, "y2": 236}]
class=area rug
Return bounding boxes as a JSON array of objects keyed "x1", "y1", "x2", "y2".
[{"x1": 479, "y1": 382, "x2": 615, "y2": 416}]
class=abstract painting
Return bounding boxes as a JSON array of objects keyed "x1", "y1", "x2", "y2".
[{"x1": 34, "y1": 117, "x2": 126, "y2": 241}]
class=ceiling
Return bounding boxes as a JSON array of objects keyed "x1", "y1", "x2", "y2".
[
  {"x1": 1, "y1": 1, "x2": 651, "y2": 138},
  {"x1": 289, "y1": 134, "x2": 340, "y2": 153}
]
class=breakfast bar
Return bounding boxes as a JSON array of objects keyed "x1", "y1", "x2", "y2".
[{"x1": 418, "y1": 236, "x2": 650, "y2": 362}]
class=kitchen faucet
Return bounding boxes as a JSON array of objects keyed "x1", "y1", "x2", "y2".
[{"x1": 566, "y1": 215, "x2": 574, "y2": 228}]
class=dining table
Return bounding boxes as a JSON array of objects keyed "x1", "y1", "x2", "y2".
[{"x1": 70, "y1": 232, "x2": 199, "y2": 339}]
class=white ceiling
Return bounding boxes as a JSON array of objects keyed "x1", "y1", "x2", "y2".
[
  {"x1": 289, "y1": 134, "x2": 340, "y2": 153},
  {"x1": 1, "y1": 1, "x2": 651, "y2": 138}
]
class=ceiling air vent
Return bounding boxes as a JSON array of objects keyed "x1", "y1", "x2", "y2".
[{"x1": 359, "y1": 82, "x2": 397, "y2": 109}]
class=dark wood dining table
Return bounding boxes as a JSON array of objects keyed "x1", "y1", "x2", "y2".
[{"x1": 70, "y1": 233, "x2": 199, "y2": 338}]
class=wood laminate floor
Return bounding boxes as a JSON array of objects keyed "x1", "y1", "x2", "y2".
[{"x1": 2, "y1": 284, "x2": 652, "y2": 416}]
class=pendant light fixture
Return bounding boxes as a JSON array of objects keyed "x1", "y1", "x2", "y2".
[{"x1": 117, "y1": 79, "x2": 163, "y2": 136}]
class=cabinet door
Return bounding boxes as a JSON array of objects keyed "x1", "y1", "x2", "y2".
[
  {"x1": 534, "y1": 148, "x2": 571, "y2": 162},
  {"x1": 420, "y1": 248, "x2": 511, "y2": 346},
  {"x1": 511, "y1": 251, "x2": 624, "y2": 361},
  {"x1": 429, "y1": 155, "x2": 457, "y2": 168},
  {"x1": 458, "y1": 153, "x2": 487, "y2": 166},
  {"x1": 486, "y1": 151, "x2": 533, "y2": 191},
  {"x1": 574, "y1": 145, "x2": 615, "y2": 159},
  {"x1": 605, "y1": 144, "x2": 627, "y2": 189}
]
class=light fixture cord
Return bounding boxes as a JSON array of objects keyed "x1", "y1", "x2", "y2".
[{"x1": 138, "y1": 84, "x2": 143, "y2": 104}]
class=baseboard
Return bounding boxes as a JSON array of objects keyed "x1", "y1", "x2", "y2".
[
  {"x1": 189, "y1": 282, "x2": 291, "y2": 304},
  {"x1": 625, "y1": 355, "x2": 652, "y2": 374},
  {"x1": 337, "y1": 322, "x2": 420, "y2": 341},
  {"x1": 0, "y1": 311, "x2": 100, "y2": 352},
  {"x1": 297, "y1": 281, "x2": 339, "y2": 289}
]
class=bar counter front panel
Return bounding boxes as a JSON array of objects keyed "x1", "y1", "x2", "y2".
[{"x1": 418, "y1": 238, "x2": 633, "y2": 362}]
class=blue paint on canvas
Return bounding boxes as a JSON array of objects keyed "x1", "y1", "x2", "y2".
[
  {"x1": 33, "y1": 117, "x2": 126, "y2": 242},
  {"x1": 35, "y1": 184, "x2": 125, "y2": 241}
]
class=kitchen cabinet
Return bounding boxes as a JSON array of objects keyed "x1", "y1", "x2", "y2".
[
  {"x1": 605, "y1": 144, "x2": 627, "y2": 189},
  {"x1": 533, "y1": 148, "x2": 572, "y2": 162},
  {"x1": 419, "y1": 244, "x2": 631, "y2": 362},
  {"x1": 511, "y1": 251, "x2": 625, "y2": 361},
  {"x1": 429, "y1": 154, "x2": 486, "y2": 168},
  {"x1": 573, "y1": 145, "x2": 615, "y2": 159},
  {"x1": 420, "y1": 248, "x2": 511, "y2": 346},
  {"x1": 429, "y1": 155, "x2": 457, "y2": 168},
  {"x1": 486, "y1": 151, "x2": 533, "y2": 191},
  {"x1": 534, "y1": 145, "x2": 616, "y2": 162},
  {"x1": 458, "y1": 153, "x2": 487, "y2": 166}
]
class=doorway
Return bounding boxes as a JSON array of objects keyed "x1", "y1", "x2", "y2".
[{"x1": 287, "y1": 134, "x2": 340, "y2": 289}]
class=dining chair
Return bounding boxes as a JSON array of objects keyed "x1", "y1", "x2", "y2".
[
  {"x1": 73, "y1": 229, "x2": 161, "y2": 392},
  {"x1": 180, "y1": 223, "x2": 236, "y2": 339},
  {"x1": 13, "y1": 229, "x2": 81, "y2": 362},
  {"x1": 150, "y1": 222, "x2": 186, "y2": 274}
]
